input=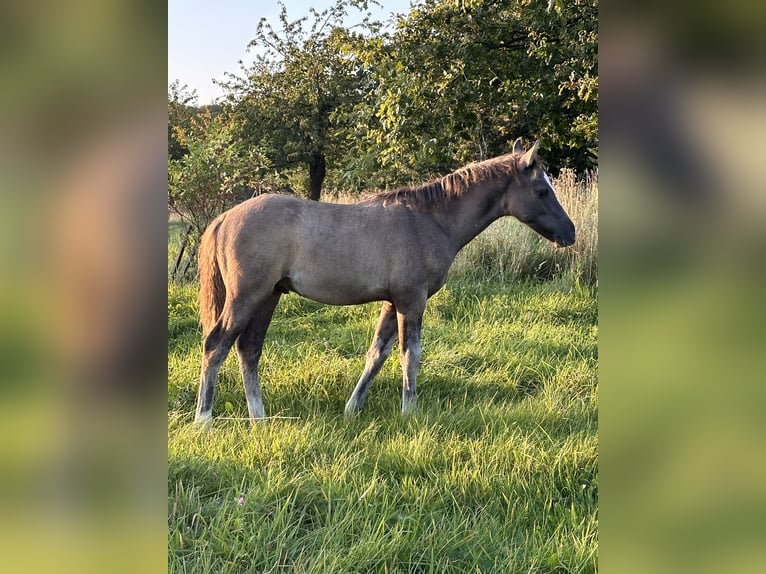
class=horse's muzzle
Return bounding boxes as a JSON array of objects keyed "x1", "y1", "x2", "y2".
[{"x1": 554, "y1": 221, "x2": 576, "y2": 247}]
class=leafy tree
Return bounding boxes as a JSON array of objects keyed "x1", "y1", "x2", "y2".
[
  {"x1": 168, "y1": 109, "x2": 276, "y2": 279},
  {"x1": 340, "y1": 0, "x2": 597, "y2": 186},
  {"x1": 168, "y1": 80, "x2": 199, "y2": 160},
  {"x1": 170, "y1": 0, "x2": 597, "y2": 202},
  {"x1": 221, "y1": 0, "x2": 379, "y2": 200}
]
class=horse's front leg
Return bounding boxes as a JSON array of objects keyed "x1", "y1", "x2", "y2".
[{"x1": 396, "y1": 296, "x2": 426, "y2": 416}]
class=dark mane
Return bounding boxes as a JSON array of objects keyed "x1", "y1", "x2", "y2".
[{"x1": 365, "y1": 152, "x2": 528, "y2": 209}]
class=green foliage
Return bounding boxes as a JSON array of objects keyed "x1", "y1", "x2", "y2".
[
  {"x1": 222, "y1": 0, "x2": 379, "y2": 199},
  {"x1": 195, "y1": 0, "x2": 597, "y2": 197},
  {"x1": 167, "y1": 80, "x2": 198, "y2": 161},
  {"x1": 339, "y1": 0, "x2": 598, "y2": 188},
  {"x1": 168, "y1": 110, "x2": 274, "y2": 238}
]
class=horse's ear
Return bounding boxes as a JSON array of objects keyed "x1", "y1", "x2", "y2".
[
  {"x1": 519, "y1": 140, "x2": 540, "y2": 169},
  {"x1": 512, "y1": 137, "x2": 524, "y2": 155}
]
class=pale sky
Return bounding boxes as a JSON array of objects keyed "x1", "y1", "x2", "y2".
[{"x1": 169, "y1": 0, "x2": 414, "y2": 104}]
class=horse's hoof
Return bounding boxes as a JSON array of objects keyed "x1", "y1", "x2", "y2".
[
  {"x1": 194, "y1": 412, "x2": 213, "y2": 427},
  {"x1": 401, "y1": 399, "x2": 417, "y2": 417},
  {"x1": 344, "y1": 401, "x2": 361, "y2": 418}
]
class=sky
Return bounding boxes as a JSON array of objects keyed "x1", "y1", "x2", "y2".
[{"x1": 169, "y1": 0, "x2": 414, "y2": 105}]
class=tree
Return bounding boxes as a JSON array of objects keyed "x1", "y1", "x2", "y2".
[
  {"x1": 340, "y1": 0, "x2": 597, "y2": 185},
  {"x1": 168, "y1": 80, "x2": 199, "y2": 161},
  {"x1": 221, "y1": 0, "x2": 379, "y2": 200},
  {"x1": 170, "y1": 0, "x2": 597, "y2": 202},
  {"x1": 168, "y1": 109, "x2": 275, "y2": 280}
]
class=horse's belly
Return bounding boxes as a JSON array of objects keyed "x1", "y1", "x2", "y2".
[
  {"x1": 286, "y1": 220, "x2": 394, "y2": 304},
  {"x1": 288, "y1": 274, "x2": 388, "y2": 305},
  {"x1": 286, "y1": 254, "x2": 389, "y2": 305}
]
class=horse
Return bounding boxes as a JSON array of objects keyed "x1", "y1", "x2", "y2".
[{"x1": 193, "y1": 139, "x2": 575, "y2": 424}]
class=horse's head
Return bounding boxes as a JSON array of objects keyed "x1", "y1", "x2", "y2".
[{"x1": 504, "y1": 139, "x2": 576, "y2": 247}]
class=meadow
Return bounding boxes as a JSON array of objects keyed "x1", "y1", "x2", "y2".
[{"x1": 168, "y1": 172, "x2": 598, "y2": 573}]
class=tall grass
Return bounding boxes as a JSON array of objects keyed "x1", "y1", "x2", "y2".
[
  {"x1": 168, "y1": 277, "x2": 598, "y2": 573},
  {"x1": 170, "y1": 171, "x2": 598, "y2": 286}
]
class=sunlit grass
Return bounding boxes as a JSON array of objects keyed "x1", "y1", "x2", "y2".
[{"x1": 168, "y1": 281, "x2": 597, "y2": 572}]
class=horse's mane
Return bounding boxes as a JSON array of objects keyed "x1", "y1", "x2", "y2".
[{"x1": 366, "y1": 152, "x2": 532, "y2": 209}]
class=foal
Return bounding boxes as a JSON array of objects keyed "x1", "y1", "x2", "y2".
[{"x1": 194, "y1": 139, "x2": 575, "y2": 423}]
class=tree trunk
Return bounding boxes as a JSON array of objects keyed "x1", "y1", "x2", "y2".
[
  {"x1": 179, "y1": 242, "x2": 198, "y2": 281},
  {"x1": 308, "y1": 152, "x2": 326, "y2": 201},
  {"x1": 171, "y1": 225, "x2": 193, "y2": 282}
]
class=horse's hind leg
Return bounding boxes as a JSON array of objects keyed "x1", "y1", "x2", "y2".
[
  {"x1": 345, "y1": 302, "x2": 397, "y2": 416},
  {"x1": 396, "y1": 296, "x2": 426, "y2": 416},
  {"x1": 194, "y1": 298, "x2": 252, "y2": 424},
  {"x1": 235, "y1": 293, "x2": 280, "y2": 422}
]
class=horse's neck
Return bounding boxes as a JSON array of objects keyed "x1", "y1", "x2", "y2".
[{"x1": 434, "y1": 182, "x2": 505, "y2": 254}]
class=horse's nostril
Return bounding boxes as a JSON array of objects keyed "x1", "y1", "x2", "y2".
[{"x1": 555, "y1": 234, "x2": 575, "y2": 248}]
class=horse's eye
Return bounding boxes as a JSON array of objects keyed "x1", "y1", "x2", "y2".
[{"x1": 536, "y1": 188, "x2": 549, "y2": 198}]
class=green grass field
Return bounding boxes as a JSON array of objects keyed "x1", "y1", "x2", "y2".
[{"x1": 168, "y1": 175, "x2": 598, "y2": 572}]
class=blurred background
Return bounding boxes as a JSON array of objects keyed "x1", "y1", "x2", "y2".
[
  {"x1": 600, "y1": 1, "x2": 766, "y2": 572},
  {"x1": 1, "y1": 0, "x2": 765, "y2": 571},
  {"x1": 0, "y1": 1, "x2": 167, "y2": 572}
]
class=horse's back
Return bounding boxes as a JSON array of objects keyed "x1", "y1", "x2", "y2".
[{"x1": 222, "y1": 193, "x2": 387, "y2": 248}]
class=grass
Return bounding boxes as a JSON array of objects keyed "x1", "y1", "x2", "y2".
[{"x1": 168, "y1": 173, "x2": 598, "y2": 573}]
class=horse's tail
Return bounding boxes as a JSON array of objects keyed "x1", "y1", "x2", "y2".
[{"x1": 198, "y1": 218, "x2": 226, "y2": 336}]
